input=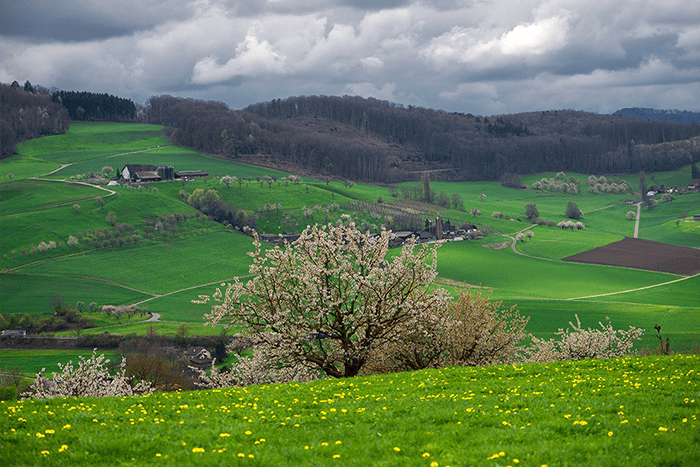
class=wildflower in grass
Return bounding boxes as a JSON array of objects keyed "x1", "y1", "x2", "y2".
[
  {"x1": 238, "y1": 453, "x2": 245, "y2": 457},
  {"x1": 59, "y1": 445, "x2": 68, "y2": 452},
  {"x1": 333, "y1": 454, "x2": 341, "y2": 458},
  {"x1": 659, "y1": 426, "x2": 668, "y2": 431},
  {"x1": 192, "y1": 447, "x2": 205, "y2": 453},
  {"x1": 36, "y1": 432, "x2": 45, "y2": 438},
  {"x1": 431, "y1": 462, "x2": 439, "y2": 467},
  {"x1": 423, "y1": 452, "x2": 431, "y2": 457},
  {"x1": 45, "y1": 429, "x2": 55, "y2": 434},
  {"x1": 245, "y1": 430, "x2": 252, "y2": 435},
  {"x1": 41, "y1": 450, "x2": 50, "y2": 456},
  {"x1": 394, "y1": 447, "x2": 401, "y2": 452},
  {"x1": 219, "y1": 433, "x2": 230, "y2": 437}
]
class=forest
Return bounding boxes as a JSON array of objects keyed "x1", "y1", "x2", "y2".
[
  {"x1": 0, "y1": 82, "x2": 69, "y2": 158},
  {"x1": 145, "y1": 95, "x2": 700, "y2": 183}
]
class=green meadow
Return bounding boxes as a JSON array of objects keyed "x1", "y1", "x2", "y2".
[
  {"x1": 1, "y1": 121, "x2": 699, "y2": 364},
  {"x1": 1, "y1": 355, "x2": 698, "y2": 466}
]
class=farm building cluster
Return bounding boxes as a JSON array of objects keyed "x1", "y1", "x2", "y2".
[{"x1": 120, "y1": 164, "x2": 208, "y2": 183}]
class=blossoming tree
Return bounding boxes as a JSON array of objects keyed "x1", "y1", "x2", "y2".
[{"x1": 195, "y1": 223, "x2": 449, "y2": 378}]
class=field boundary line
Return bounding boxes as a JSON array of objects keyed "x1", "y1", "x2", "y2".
[
  {"x1": 105, "y1": 145, "x2": 172, "y2": 158},
  {"x1": 567, "y1": 272, "x2": 700, "y2": 301},
  {"x1": 131, "y1": 276, "x2": 254, "y2": 306}
]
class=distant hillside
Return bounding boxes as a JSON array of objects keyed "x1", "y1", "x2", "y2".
[
  {"x1": 614, "y1": 107, "x2": 700, "y2": 124},
  {"x1": 145, "y1": 95, "x2": 700, "y2": 182}
]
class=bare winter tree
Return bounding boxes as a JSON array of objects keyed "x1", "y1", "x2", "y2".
[{"x1": 195, "y1": 223, "x2": 449, "y2": 379}]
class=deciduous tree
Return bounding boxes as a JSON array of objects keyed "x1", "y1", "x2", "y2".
[{"x1": 195, "y1": 223, "x2": 449, "y2": 379}]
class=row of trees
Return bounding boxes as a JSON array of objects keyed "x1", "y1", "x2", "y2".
[
  {"x1": 144, "y1": 95, "x2": 700, "y2": 183},
  {"x1": 51, "y1": 91, "x2": 136, "y2": 121}
]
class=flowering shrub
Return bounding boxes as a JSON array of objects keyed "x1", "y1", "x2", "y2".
[
  {"x1": 366, "y1": 291, "x2": 529, "y2": 373},
  {"x1": 22, "y1": 350, "x2": 153, "y2": 399},
  {"x1": 527, "y1": 315, "x2": 644, "y2": 362}
]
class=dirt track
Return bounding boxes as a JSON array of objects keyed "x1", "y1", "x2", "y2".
[{"x1": 563, "y1": 237, "x2": 700, "y2": 275}]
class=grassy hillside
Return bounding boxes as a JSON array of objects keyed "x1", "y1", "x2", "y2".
[
  {"x1": 1, "y1": 122, "x2": 699, "y2": 362},
  {"x1": 1, "y1": 355, "x2": 697, "y2": 466}
]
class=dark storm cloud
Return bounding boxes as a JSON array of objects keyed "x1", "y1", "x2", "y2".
[{"x1": 1, "y1": 0, "x2": 698, "y2": 116}]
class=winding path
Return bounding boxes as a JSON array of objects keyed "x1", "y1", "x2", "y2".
[{"x1": 633, "y1": 202, "x2": 642, "y2": 238}]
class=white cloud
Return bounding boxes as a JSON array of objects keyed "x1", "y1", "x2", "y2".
[{"x1": 191, "y1": 25, "x2": 287, "y2": 83}]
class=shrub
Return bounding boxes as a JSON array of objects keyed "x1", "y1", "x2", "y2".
[
  {"x1": 22, "y1": 350, "x2": 153, "y2": 399},
  {"x1": 565, "y1": 201, "x2": 582, "y2": 220},
  {"x1": 366, "y1": 291, "x2": 529, "y2": 374},
  {"x1": 527, "y1": 315, "x2": 644, "y2": 362}
]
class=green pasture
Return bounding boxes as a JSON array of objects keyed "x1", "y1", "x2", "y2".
[
  {"x1": 0, "y1": 349, "x2": 119, "y2": 377},
  {"x1": 14, "y1": 122, "x2": 169, "y2": 164},
  {"x1": 0, "y1": 154, "x2": 61, "y2": 181},
  {"x1": 590, "y1": 274, "x2": 700, "y2": 308},
  {"x1": 435, "y1": 239, "x2": 674, "y2": 300},
  {"x1": 0, "y1": 179, "x2": 106, "y2": 216},
  {"x1": 12, "y1": 231, "x2": 256, "y2": 296},
  {"x1": 2, "y1": 355, "x2": 698, "y2": 466},
  {"x1": 0, "y1": 273, "x2": 151, "y2": 314},
  {"x1": 514, "y1": 224, "x2": 624, "y2": 260}
]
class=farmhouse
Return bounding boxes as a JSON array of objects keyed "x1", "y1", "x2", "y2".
[{"x1": 688, "y1": 179, "x2": 700, "y2": 190}]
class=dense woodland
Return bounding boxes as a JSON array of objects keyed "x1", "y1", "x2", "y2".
[
  {"x1": 0, "y1": 82, "x2": 69, "y2": 158},
  {"x1": 51, "y1": 90, "x2": 136, "y2": 122},
  {"x1": 146, "y1": 95, "x2": 700, "y2": 182}
]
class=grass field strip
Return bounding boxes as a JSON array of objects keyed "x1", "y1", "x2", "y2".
[{"x1": 568, "y1": 271, "x2": 700, "y2": 301}]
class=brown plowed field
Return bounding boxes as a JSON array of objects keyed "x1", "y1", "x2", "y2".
[{"x1": 562, "y1": 237, "x2": 700, "y2": 275}]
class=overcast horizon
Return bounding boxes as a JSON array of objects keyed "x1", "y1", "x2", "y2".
[{"x1": 1, "y1": 0, "x2": 699, "y2": 116}]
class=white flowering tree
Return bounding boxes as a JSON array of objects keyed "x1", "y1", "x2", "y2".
[{"x1": 195, "y1": 223, "x2": 450, "y2": 378}]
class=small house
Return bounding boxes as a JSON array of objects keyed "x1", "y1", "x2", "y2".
[
  {"x1": 688, "y1": 179, "x2": 700, "y2": 190},
  {"x1": 186, "y1": 347, "x2": 213, "y2": 369},
  {"x1": 1, "y1": 330, "x2": 26, "y2": 337}
]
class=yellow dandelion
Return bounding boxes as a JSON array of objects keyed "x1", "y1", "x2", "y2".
[
  {"x1": 45, "y1": 429, "x2": 55, "y2": 434},
  {"x1": 333, "y1": 454, "x2": 341, "y2": 459},
  {"x1": 219, "y1": 433, "x2": 230, "y2": 437},
  {"x1": 659, "y1": 427, "x2": 668, "y2": 432},
  {"x1": 248, "y1": 454, "x2": 254, "y2": 459},
  {"x1": 238, "y1": 453, "x2": 245, "y2": 458},
  {"x1": 422, "y1": 452, "x2": 431, "y2": 457},
  {"x1": 41, "y1": 450, "x2": 50, "y2": 456},
  {"x1": 431, "y1": 462, "x2": 439, "y2": 467},
  {"x1": 156, "y1": 453, "x2": 162, "y2": 457},
  {"x1": 59, "y1": 445, "x2": 68, "y2": 453},
  {"x1": 192, "y1": 447, "x2": 205, "y2": 453},
  {"x1": 394, "y1": 447, "x2": 401, "y2": 452},
  {"x1": 608, "y1": 431, "x2": 613, "y2": 437},
  {"x1": 245, "y1": 430, "x2": 252, "y2": 435}
]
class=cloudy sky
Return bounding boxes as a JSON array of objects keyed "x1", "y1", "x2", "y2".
[{"x1": 2, "y1": 0, "x2": 699, "y2": 115}]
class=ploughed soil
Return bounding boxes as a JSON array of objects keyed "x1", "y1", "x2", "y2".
[{"x1": 563, "y1": 237, "x2": 700, "y2": 275}]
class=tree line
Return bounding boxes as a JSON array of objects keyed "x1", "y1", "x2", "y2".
[
  {"x1": 145, "y1": 95, "x2": 700, "y2": 183},
  {"x1": 51, "y1": 90, "x2": 137, "y2": 122}
]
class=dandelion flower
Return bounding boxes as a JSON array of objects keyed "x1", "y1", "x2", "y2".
[
  {"x1": 394, "y1": 447, "x2": 401, "y2": 452},
  {"x1": 59, "y1": 445, "x2": 68, "y2": 453},
  {"x1": 659, "y1": 427, "x2": 668, "y2": 432},
  {"x1": 423, "y1": 452, "x2": 431, "y2": 457},
  {"x1": 192, "y1": 447, "x2": 205, "y2": 453},
  {"x1": 608, "y1": 431, "x2": 613, "y2": 437}
]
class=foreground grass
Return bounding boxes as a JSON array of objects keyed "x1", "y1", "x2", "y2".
[{"x1": 1, "y1": 355, "x2": 697, "y2": 466}]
